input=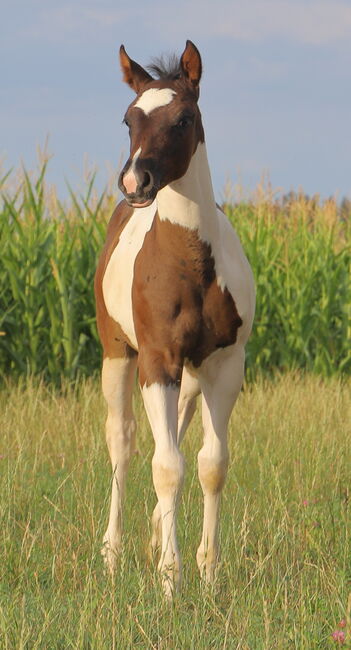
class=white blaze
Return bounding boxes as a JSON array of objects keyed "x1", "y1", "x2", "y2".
[
  {"x1": 134, "y1": 88, "x2": 176, "y2": 115},
  {"x1": 131, "y1": 146, "x2": 142, "y2": 164},
  {"x1": 123, "y1": 146, "x2": 142, "y2": 194}
]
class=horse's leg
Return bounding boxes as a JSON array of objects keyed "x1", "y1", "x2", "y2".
[
  {"x1": 177, "y1": 367, "x2": 201, "y2": 445},
  {"x1": 101, "y1": 355, "x2": 137, "y2": 573},
  {"x1": 197, "y1": 345, "x2": 245, "y2": 582},
  {"x1": 149, "y1": 368, "x2": 200, "y2": 558},
  {"x1": 141, "y1": 376, "x2": 184, "y2": 598}
]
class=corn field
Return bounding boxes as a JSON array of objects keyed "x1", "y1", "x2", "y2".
[{"x1": 0, "y1": 162, "x2": 350, "y2": 383}]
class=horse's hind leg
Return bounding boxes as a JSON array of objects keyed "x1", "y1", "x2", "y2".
[
  {"x1": 101, "y1": 354, "x2": 137, "y2": 573},
  {"x1": 197, "y1": 345, "x2": 245, "y2": 582},
  {"x1": 149, "y1": 368, "x2": 200, "y2": 558}
]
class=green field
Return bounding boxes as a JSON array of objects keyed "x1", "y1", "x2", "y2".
[
  {"x1": 1, "y1": 373, "x2": 350, "y2": 648},
  {"x1": 1, "y1": 162, "x2": 350, "y2": 383},
  {"x1": 1, "y1": 162, "x2": 350, "y2": 646}
]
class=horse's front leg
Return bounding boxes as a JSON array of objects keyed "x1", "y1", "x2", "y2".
[
  {"x1": 149, "y1": 367, "x2": 200, "y2": 560},
  {"x1": 140, "y1": 364, "x2": 184, "y2": 598},
  {"x1": 197, "y1": 345, "x2": 245, "y2": 582},
  {"x1": 101, "y1": 355, "x2": 137, "y2": 573}
]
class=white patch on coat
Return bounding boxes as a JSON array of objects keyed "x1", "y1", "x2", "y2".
[
  {"x1": 134, "y1": 88, "x2": 176, "y2": 115},
  {"x1": 102, "y1": 201, "x2": 157, "y2": 348},
  {"x1": 156, "y1": 143, "x2": 216, "y2": 237}
]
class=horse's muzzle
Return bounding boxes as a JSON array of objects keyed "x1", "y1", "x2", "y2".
[{"x1": 118, "y1": 168, "x2": 158, "y2": 208}]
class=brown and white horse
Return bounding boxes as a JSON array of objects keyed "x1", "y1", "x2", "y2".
[{"x1": 94, "y1": 40, "x2": 255, "y2": 597}]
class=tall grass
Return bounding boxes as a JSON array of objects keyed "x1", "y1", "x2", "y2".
[
  {"x1": 0, "y1": 373, "x2": 350, "y2": 647},
  {"x1": 0, "y1": 161, "x2": 350, "y2": 382},
  {"x1": 226, "y1": 196, "x2": 351, "y2": 379},
  {"x1": 0, "y1": 164, "x2": 110, "y2": 380}
]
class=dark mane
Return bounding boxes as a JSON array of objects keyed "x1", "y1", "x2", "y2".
[{"x1": 146, "y1": 54, "x2": 182, "y2": 81}]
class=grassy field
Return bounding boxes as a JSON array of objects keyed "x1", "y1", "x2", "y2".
[{"x1": 1, "y1": 373, "x2": 350, "y2": 648}]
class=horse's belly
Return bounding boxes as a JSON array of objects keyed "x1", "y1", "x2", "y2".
[{"x1": 102, "y1": 202, "x2": 156, "y2": 349}]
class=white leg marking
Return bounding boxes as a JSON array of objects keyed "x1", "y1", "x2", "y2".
[
  {"x1": 101, "y1": 356, "x2": 137, "y2": 573},
  {"x1": 149, "y1": 368, "x2": 200, "y2": 560},
  {"x1": 142, "y1": 382, "x2": 183, "y2": 598},
  {"x1": 197, "y1": 345, "x2": 245, "y2": 582}
]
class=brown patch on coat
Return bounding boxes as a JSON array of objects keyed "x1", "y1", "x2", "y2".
[
  {"x1": 132, "y1": 217, "x2": 242, "y2": 386},
  {"x1": 94, "y1": 200, "x2": 136, "y2": 359}
]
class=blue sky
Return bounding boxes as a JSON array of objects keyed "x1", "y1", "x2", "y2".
[{"x1": 1, "y1": 0, "x2": 351, "y2": 202}]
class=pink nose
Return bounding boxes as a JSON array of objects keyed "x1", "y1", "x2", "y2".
[{"x1": 123, "y1": 169, "x2": 138, "y2": 194}]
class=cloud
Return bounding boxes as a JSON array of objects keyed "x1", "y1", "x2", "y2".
[
  {"x1": 147, "y1": 0, "x2": 351, "y2": 46},
  {"x1": 229, "y1": 1, "x2": 351, "y2": 45},
  {"x1": 5, "y1": 3, "x2": 143, "y2": 45},
  {"x1": 6, "y1": 0, "x2": 351, "y2": 48}
]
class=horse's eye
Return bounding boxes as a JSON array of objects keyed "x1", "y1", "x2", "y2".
[
  {"x1": 176, "y1": 116, "x2": 192, "y2": 129},
  {"x1": 123, "y1": 118, "x2": 130, "y2": 129}
]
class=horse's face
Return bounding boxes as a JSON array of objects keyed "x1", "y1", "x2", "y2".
[{"x1": 118, "y1": 41, "x2": 204, "y2": 208}]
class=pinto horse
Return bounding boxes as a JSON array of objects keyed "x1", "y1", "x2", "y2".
[{"x1": 94, "y1": 40, "x2": 255, "y2": 597}]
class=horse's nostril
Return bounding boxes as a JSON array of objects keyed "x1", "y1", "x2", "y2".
[{"x1": 141, "y1": 171, "x2": 152, "y2": 191}]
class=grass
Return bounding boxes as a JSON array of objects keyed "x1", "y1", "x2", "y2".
[{"x1": 0, "y1": 372, "x2": 350, "y2": 648}]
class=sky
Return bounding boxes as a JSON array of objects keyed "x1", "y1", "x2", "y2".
[{"x1": 1, "y1": 0, "x2": 351, "y2": 203}]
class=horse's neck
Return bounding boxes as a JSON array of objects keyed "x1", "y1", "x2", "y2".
[{"x1": 156, "y1": 143, "x2": 219, "y2": 243}]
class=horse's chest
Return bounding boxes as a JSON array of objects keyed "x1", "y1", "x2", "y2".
[
  {"x1": 102, "y1": 205, "x2": 156, "y2": 348},
  {"x1": 132, "y1": 218, "x2": 243, "y2": 367}
]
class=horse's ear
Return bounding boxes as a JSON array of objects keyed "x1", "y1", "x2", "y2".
[
  {"x1": 180, "y1": 40, "x2": 202, "y2": 94},
  {"x1": 119, "y1": 45, "x2": 153, "y2": 93}
]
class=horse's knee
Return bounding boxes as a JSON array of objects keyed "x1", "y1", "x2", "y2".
[
  {"x1": 105, "y1": 414, "x2": 136, "y2": 464},
  {"x1": 152, "y1": 448, "x2": 184, "y2": 500},
  {"x1": 197, "y1": 453, "x2": 228, "y2": 495}
]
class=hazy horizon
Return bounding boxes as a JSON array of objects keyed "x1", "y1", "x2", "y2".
[{"x1": 2, "y1": 0, "x2": 351, "y2": 202}]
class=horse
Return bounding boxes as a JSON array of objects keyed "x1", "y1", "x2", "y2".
[{"x1": 94, "y1": 40, "x2": 255, "y2": 598}]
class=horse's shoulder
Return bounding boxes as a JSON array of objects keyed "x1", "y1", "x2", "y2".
[
  {"x1": 105, "y1": 200, "x2": 133, "y2": 248},
  {"x1": 95, "y1": 200, "x2": 132, "y2": 284}
]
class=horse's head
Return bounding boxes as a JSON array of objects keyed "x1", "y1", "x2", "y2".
[{"x1": 118, "y1": 41, "x2": 204, "y2": 208}]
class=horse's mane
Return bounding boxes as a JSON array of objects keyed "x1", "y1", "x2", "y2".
[{"x1": 146, "y1": 54, "x2": 182, "y2": 81}]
